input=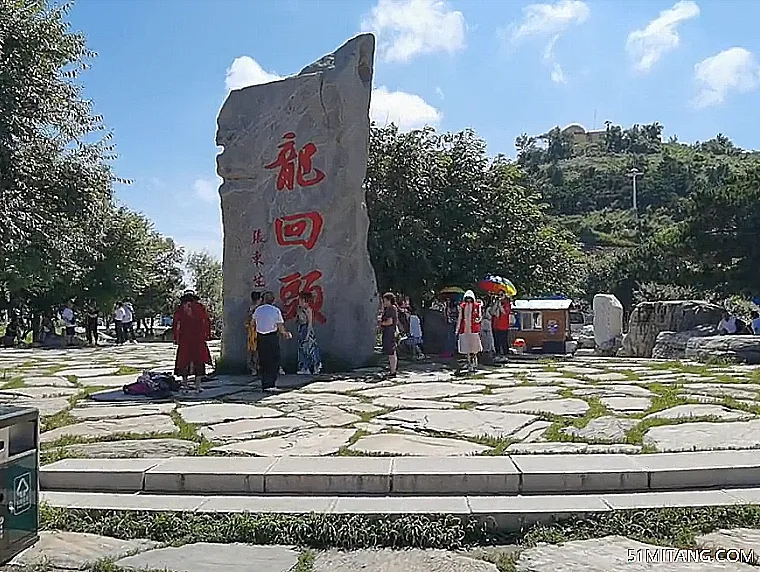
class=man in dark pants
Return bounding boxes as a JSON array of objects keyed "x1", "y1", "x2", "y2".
[{"x1": 252, "y1": 291, "x2": 292, "y2": 392}]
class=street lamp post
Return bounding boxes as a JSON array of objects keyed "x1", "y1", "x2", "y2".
[
  {"x1": 628, "y1": 168, "x2": 642, "y2": 217},
  {"x1": 628, "y1": 168, "x2": 643, "y2": 239}
]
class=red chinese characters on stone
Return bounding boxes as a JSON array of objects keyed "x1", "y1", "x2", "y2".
[
  {"x1": 264, "y1": 132, "x2": 326, "y2": 191},
  {"x1": 274, "y1": 212, "x2": 324, "y2": 251},
  {"x1": 251, "y1": 229, "x2": 265, "y2": 245},
  {"x1": 252, "y1": 250, "x2": 264, "y2": 267},
  {"x1": 279, "y1": 270, "x2": 327, "y2": 324},
  {"x1": 252, "y1": 273, "x2": 266, "y2": 288}
]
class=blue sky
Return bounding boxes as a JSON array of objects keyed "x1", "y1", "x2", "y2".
[{"x1": 68, "y1": 0, "x2": 760, "y2": 260}]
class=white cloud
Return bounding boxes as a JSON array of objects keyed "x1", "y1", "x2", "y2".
[
  {"x1": 222, "y1": 56, "x2": 442, "y2": 131},
  {"x1": 371, "y1": 86, "x2": 442, "y2": 131},
  {"x1": 361, "y1": 0, "x2": 466, "y2": 63},
  {"x1": 507, "y1": 1, "x2": 588, "y2": 83},
  {"x1": 193, "y1": 178, "x2": 220, "y2": 203},
  {"x1": 225, "y1": 56, "x2": 282, "y2": 91},
  {"x1": 692, "y1": 47, "x2": 760, "y2": 108},
  {"x1": 543, "y1": 34, "x2": 566, "y2": 84},
  {"x1": 510, "y1": 0, "x2": 589, "y2": 41},
  {"x1": 435, "y1": 86, "x2": 445, "y2": 99},
  {"x1": 626, "y1": 1, "x2": 700, "y2": 73}
]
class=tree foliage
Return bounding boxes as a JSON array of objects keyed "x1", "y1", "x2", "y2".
[
  {"x1": 0, "y1": 1, "x2": 184, "y2": 330},
  {"x1": 517, "y1": 121, "x2": 760, "y2": 309},
  {"x1": 365, "y1": 125, "x2": 583, "y2": 299},
  {"x1": 186, "y1": 251, "x2": 223, "y2": 333}
]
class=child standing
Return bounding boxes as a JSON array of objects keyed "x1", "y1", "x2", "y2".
[
  {"x1": 246, "y1": 291, "x2": 262, "y2": 379},
  {"x1": 407, "y1": 306, "x2": 425, "y2": 360},
  {"x1": 480, "y1": 301, "x2": 495, "y2": 357},
  {"x1": 456, "y1": 290, "x2": 483, "y2": 372}
]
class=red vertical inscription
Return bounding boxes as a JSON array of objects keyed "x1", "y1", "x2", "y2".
[
  {"x1": 264, "y1": 132, "x2": 326, "y2": 191},
  {"x1": 274, "y1": 212, "x2": 324, "y2": 251},
  {"x1": 279, "y1": 270, "x2": 327, "y2": 324}
]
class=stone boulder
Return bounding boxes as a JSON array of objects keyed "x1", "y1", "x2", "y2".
[
  {"x1": 592, "y1": 294, "x2": 623, "y2": 348},
  {"x1": 216, "y1": 34, "x2": 379, "y2": 370},
  {"x1": 577, "y1": 324, "x2": 595, "y2": 349},
  {"x1": 651, "y1": 324, "x2": 718, "y2": 360},
  {"x1": 685, "y1": 335, "x2": 760, "y2": 364},
  {"x1": 618, "y1": 300, "x2": 724, "y2": 358}
]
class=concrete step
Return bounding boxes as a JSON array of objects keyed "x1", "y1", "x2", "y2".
[
  {"x1": 40, "y1": 450, "x2": 760, "y2": 496},
  {"x1": 41, "y1": 488, "x2": 760, "y2": 531}
]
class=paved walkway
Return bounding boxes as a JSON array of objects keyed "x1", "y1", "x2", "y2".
[
  {"x1": 7, "y1": 530, "x2": 760, "y2": 571},
  {"x1": 1, "y1": 342, "x2": 760, "y2": 459}
]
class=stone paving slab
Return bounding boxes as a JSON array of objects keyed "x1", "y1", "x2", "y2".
[
  {"x1": 42, "y1": 451, "x2": 760, "y2": 496},
  {"x1": 116, "y1": 543, "x2": 300, "y2": 572},
  {"x1": 51, "y1": 438, "x2": 197, "y2": 459},
  {"x1": 12, "y1": 531, "x2": 158, "y2": 569},
  {"x1": 5, "y1": 342, "x2": 760, "y2": 467},
  {"x1": 313, "y1": 549, "x2": 499, "y2": 572},
  {"x1": 515, "y1": 536, "x2": 756, "y2": 571},
  {"x1": 40, "y1": 414, "x2": 177, "y2": 443},
  {"x1": 40, "y1": 488, "x2": 760, "y2": 518},
  {"x1": 144, "y1": 456, "x2": 279, "y2": 493}
]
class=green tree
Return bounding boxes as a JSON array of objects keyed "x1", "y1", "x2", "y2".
[
  {"x1": 675, "y1": 168, "x2": 760, "y2": 296},
  {"x1": 186, "y1": 251, "x2": 223, "y2": 334},
  {"x1": 0, "y1": 1, "x2": 114, "y2": 322},
  {"x1": 365, "y1": 124, "x2": 583, "y2": 300}
]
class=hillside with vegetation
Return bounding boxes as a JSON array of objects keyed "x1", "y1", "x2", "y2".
[{"x1": 515, "y1": 123, "x2": 760, "y2": 309}]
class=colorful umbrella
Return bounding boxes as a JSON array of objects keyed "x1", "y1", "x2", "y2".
[
  {"x1": 439, "y1": 286, "x2": 465, "y2": 295},
  {"x1": 478, "y1": 275, "x2": 517, "y2": 297}
]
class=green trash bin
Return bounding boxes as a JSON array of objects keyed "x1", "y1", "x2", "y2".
[{"x1": 0, "y1": 406, "x2": 39, "y2": 565}]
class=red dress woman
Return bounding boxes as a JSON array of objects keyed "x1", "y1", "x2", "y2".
[{"x1": 173, "y1": 291, "x2": 212, "y2": 392}]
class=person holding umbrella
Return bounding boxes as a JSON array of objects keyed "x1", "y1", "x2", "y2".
[
  {"x1": 479, "y1": 276, "x2": 516, "y2": 359},
  {"x1": 457, "y1": 290, "x2": 483, "y2": 373}
]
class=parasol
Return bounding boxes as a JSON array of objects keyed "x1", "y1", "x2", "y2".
[
  {"x1": 439, "y1": 286, "x2": 465, "y2": 295},
  {"x1": 478, "y1": 275, "x2": 517, "y2": 297}
]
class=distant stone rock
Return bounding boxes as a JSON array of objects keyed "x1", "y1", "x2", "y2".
[
  {"x1": 593, "y1": 294, "x2": 623, "y2": 354},
  {"x1": 686, "y1": 335, "x2": 760, "y2": 364},
  {"x1": 652, "y1": 324, "x2": 718, "y2": 359},
  {"x1": 216, "y1": 34, "x2": 379, "y2": 370},
  {"x1": 618, "y1": 300, "x2": 724, "y2": 358}
]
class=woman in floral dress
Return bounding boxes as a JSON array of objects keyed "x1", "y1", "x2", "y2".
[{"x1": 296, "y1": 292, "x2": 322, "y2": 375}]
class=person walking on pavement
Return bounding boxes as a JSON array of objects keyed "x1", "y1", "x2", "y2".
[
  {"x1": 61, "y1": 300, "x2": 76, "y2": 347},
  {"x1": 122, "y1": 301, "x2": 137, "y2": 343},
  {"x1": 253, "y1": 291, "x2": 292, "y2": 392},
  {"x1": 173, "y1": 291, "x2": 213, "y2": 393},
  {"x1": 114, "y1": 302, "x2": 126, "y2": 344},
  {"x1": 85, "y1": 304, "x2": 99, "y2": 346}
]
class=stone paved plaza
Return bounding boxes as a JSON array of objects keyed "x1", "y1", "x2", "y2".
[
  {"x1": 2, "y1": 341, "x2": 760, "y2": 460},
  {"x1": 8, "y1": 529, "x2": 760, "y2": 572}
]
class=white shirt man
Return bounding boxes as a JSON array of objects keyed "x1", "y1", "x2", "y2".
[
  {"x1": 61, "y1": 307, "x2": 75, "y2": 328},
  {"x1": 122, "y1": 303, "x2": 133, "y2": 323},
  {"x1": 253, "y1": 303, "x2": 285, "y2": 334},
  {"x1": 252, "y1": 295, "x2": 291, "y2": 392},
  {"x1": 718, "y1": 315, "x2": 737, "y2": 334},
  {"x1": 114, "y1": 305, "x2": 125, "y2": 323}
]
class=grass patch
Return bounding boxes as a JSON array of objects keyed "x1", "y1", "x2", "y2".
[
  {"x1": 40, "y1": 446, "x2": 82, "y2": 465},
  {"x1": 42, "y1": 430, "x2": 178, "y2": 450},
  {"x1": 294, "y1": 550, "x2": 315, "y2": 572},
  {"x1": 456, "y1": 402, "x2": 475, "y2": 410},
  {"x1": 38, "y1": 504, "x2": 760, "y2": 555},
  {"x1": 470, "y1": 434, "x2": 513, "y2": 455},
  {"x1": 169, "y1": 410, "x2": 213, "y2": 455},
  {"x1": 543, "y1": 397, "x2": 609, "y2": 443},
  {"x1": 1, "y1": 376, "x2": 25, "y2": 389},
  {"x1": 117, "y1": 366, "x2": 141, "y2": 376},
  {"x1": 337, "y1": 429, "x2": 371, "y2": 456}
]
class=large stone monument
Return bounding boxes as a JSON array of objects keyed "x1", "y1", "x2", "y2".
[
  {"x1": 593, "y1": 294, "x2": 623, "y2": 354},
  {"x1": 216, "y1": 34, "x2": 379, "y2": 370}
]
